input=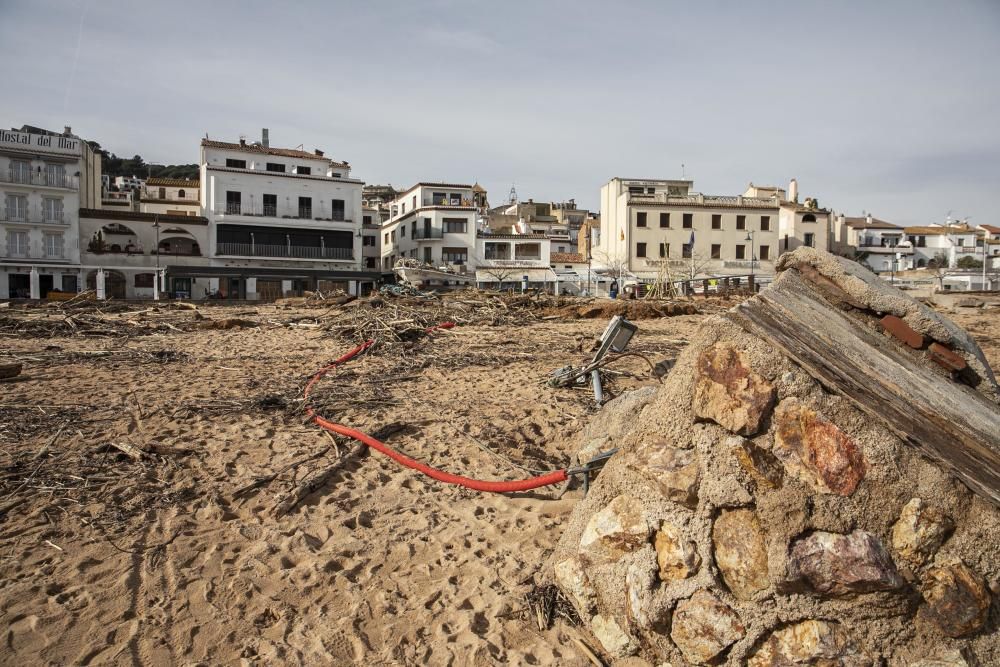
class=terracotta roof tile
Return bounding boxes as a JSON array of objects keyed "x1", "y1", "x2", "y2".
[
  {"x1": 146, "y1": 177, "x2": 199, "y2": 188},
  {"x1": 551, "y1": 252, "x2": 585, "y2": 263},
  {"x1": 843, "y1": 216, "x2": 898, "y2": 229}
]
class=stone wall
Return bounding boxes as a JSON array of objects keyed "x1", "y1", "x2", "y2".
[{"x1": 552, "y1": 249, "x2": 999, "y2": 666}]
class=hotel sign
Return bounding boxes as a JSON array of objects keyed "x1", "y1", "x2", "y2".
[{"x1": 0, "y1": 130, "x2": 80, "y2": 154}]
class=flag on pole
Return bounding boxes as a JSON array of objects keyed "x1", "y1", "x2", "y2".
[{"x1": 687, "y1": 231, "x2": 695, "y2": 248}]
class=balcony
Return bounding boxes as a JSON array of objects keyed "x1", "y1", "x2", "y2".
[
  {"x1": 0, "y1": 208, "x2": 68, "y2": 225},
  {"x1": 216, "y1": 242, "x2": 352, "y2": 260},
  {"x1": 215, "y1": 202, "x2": 350, "y2": 223},
  {"x1": 0, "y1": 170, "x2": 78, "y2": 190},
  {"x1": 423, "y1": 198, "x2": 474, "y2": 207},
  {"x1": 412, "y1": 228, "x2": 444, "y2": 240},
  {"x1": 480, "y1": 258, "x2": 549, "y2": 268}
]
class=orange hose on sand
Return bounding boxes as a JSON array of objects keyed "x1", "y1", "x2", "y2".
[{"x1": 303, "y1": 322, "x2": 570, "y2": 493}]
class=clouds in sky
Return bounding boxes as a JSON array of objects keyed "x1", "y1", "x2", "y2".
[{"x1": 2, "y1": 0, "x2": 998, "y2": 225}]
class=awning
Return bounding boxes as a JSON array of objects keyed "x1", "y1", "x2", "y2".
[{"x1": 164, "y1": 265, "x2": 381, "y2": 281}]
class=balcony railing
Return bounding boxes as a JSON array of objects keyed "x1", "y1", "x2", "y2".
[
  {"x1": 216, "y1": 202, "x2": 351, "y2": 223},
  {"x1": 0, "y1": 208, "x2": 67, "y2": 224},
  {"x1": 216, "y1": 242, "x2": 352, "y2": 260},
  {"x1": 423, "y1": 198, "x2": 474, "y2": 207},
  {"x1": 412, "y1": 228, "x2": 444, "y2": 240},
  {"x1": 0, "y1": 170, "x2": 78, "y2": 189},
  {"x1": 480, "y1": 258, "x2": 547, "y2": 267}
]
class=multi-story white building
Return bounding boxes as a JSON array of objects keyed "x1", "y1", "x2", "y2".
[
  {"x1": 140, "y1": 177, "x2": 200, "y2": 216},
  {"x1": 198, "y1": 133, "x2": 374, "y2": 298},
  {"x1": 596, "y1": 177, "x2": 831, "y2": 284},
  {"x1": 905, "y1": 222, "x2": 980, "y2": 269},
  {"x1": 1, "y1": 125, "x2": 100, "y2": 298},
  {"x1": 361, "y1": 207, "x2": 381, "y2": 271},
  {"x1": 487, "y1": 198, "x2": 591, "y2": 254},
  {"x1": 831, "y1": 214, "x2": 913, "y2": 272},
  {"x1": 114, "y1": 175, "x2": 144, "y2": 192},
  {"x1": 380, "y1": 182, "x2": 484, "y2": 272}
]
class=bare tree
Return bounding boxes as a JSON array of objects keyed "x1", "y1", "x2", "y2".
[{"x1": 928, "y1": 252, "x2": 950, "y2": 292}]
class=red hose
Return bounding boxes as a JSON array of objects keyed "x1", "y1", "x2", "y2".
[{"x1": 303, "y1": 322, "x2": 570, "y2": 493}]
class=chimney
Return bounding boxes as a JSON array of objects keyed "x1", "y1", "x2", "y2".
[
  {"x1": 261, "y1": 128, "x2": 269, "y2": 148},
  {"x1": 314, "y1": 149, "x2": 324, "y2": 157},
  {"x1": 866, "y1": 213, "x2": 873, "y2": 225},
  {"x1": 63, "y1": 125, "x2": 72, "y2": 136},
  {"x1": 239, "y1": 136, "x2": 246, "y2": 147},
  {"x1": 788, "y1": 178, "x2": 799, "y2": 203}
]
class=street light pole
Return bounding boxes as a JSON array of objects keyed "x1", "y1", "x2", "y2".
[
  {"x1": 745, "y1": 231, "x2": 755, "y2": 286},
  {"x1": 153, "y1": 214, "x2": 160, "y2": 301}
]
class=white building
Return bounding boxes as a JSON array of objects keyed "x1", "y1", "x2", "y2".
[
  {"x1": 475, "y1": 230, "x2": 554, "y2": 289},
  {"x1": 833, "y1": 214, "x2": 914, "y2": 272},
  {"x1": 114, "y1": 175, "x2": 144, "y2": 192},
  {"x1": 361, "y1": 207, "x2": 381, "y2": 271},
  {"x1": 198, "y1": 133, "x2": 375, "y2": 298},
  {"x1": 380, "y1": 182, "x2": 484, "y2": 272},
  {"x1": 1, "y1": 125, "x2": 100, "y2": 298},
  {"x1": 140, "y1": 177, "x2": 200, "y2": 216},
  {"x1": 905, "y1": 223, "x2": 980, "y2": 269}
]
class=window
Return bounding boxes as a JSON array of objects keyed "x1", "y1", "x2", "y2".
[
  {"x1": 736, "y1": 215, "x2": 746, "y2": 230},
  {"x1": 636, "y1": 242, "x2": 647, "y2": 257},
  {"x1": 636, "y1": 212, "x2": 647, "y2": 227},
  {"x1": 401, "y1": 203, "x2": 406, "y2": 215},
  {"x1": 266, "y1": 162, "x2": 285, "y2": 173},
  {"x1": 296, "y1": 166, "x2": 312, "y2": 175},
  {"x1": 443, "y1": 218, "x2": 467, "y2": 234},
  {"x1": 412, "y1": 196, "x2": 416, "y2": 209},
  {"x1": 424, "y1": 247, "x2": 433, "y2": 263},
  {"x1": 225, "y1": 158, "x2": 246, "y2": 169},
  {"x1": 10, "y1": 159, "x2": 30, "y2": 183},
  {"x1": 177, "y1": 189, "x2": 185, "y2": 198},
  {"x1": 135, "y1": 273, "x2": 154, "y2": 288},
  {"x1": 659, "y1": 242, "x2": 668, "y2": 258},
  {"x1": 682, "y1": 244, "x2": 692, "y2": 259},
  {"x1": 711, "y1": 243, "x2": 721, "y2": 259},
  {"x1": 711, "y1": 214, "x2": 722, "y2": 230},
  {"x1": 263, "y1": 193, "x2": 277, "y2": 217},
  {"x1": 400, "y1": 225, "x2": 406, "y2": 237},
  {"x1": 158, "y1": 187, "x2": 167, "y2": 199},
  {"x1": 363, "y1": 235, "x2": 376, "y2": 247},
  {"x1": 225, "y1": 191, "x2": 241, "y2": 214},
  {"x1": 384, "y1": 232, "x2": 389, "y2": 244},
  {"x1": 365, "y1": 257, "x2": 377, "y2": 268},
  {"x1": 804, "y1": 233, "x2": 814, "y2": 248},
  {"x1": 442, "y1": 247, "x2": 468, "y2": 263},
  {"x1": 628, "y1": 186, "x2": 644, "y2": 195},
  {"x1": 42, "y1": 197, "x2": 63, "y2": 222},
  {"x1": 44, "y1": 234, "x2": 63, "y2": 258},
  {"x1": 7, "y1": 231, "x2": 28, "y2": 256},
  {"x1": 647, "y1": 187, "x2": 655, "y2": 194},
  {"x1": 432, "y1": 192, "x2": 447, "y2": 205},
  {"x1": 331, "y1": 199, "x2": 345, "y2": 221},
  {"x1": 683, "y1": 213, "x2": 693, "y2": 229},
  {"x1": 759, "y1": 245, "x2": 771, "y2": 260},
  {"x1": 363, "y1": 215, "x2": 372, "y2": 225},
  {"x1": 44, "y1": 164, "x2": 66, "y2": 187},
  {"x1": 391, "y1": 231, "x2": 396, "y2": 242},
  {"x1": 298, "y1": 196, "x2": 312, "y2": 218},
  {"x1": 802, "y1": 214, "x2": 816, "y2": 223},
  {"x1": 6, "y1": 194, "x2": 27, "y2": 221},
  {"x1": 735, "y1": 244, "x2": 746, "y2": 260},
  {"x1": 659, "y1": 212, "x2": 670, "y2": 228},
  {"x1": 761, "y1": 215, "x2": 771, "y2": 231}
]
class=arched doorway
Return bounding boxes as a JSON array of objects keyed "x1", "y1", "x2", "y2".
[
  {"x1": 89, "y1": 224, "x2": 142, "y2": 254},
  {"x1": 86, "y1": 270, "x2": 127, "y2": 299}
]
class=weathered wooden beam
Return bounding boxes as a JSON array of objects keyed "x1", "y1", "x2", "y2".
[{"x1": 725, "y1": 269, "x2": 1000, "y2": 507}]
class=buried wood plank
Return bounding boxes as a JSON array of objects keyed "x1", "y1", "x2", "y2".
[{"x1": 724, "y1": 269, "x2": 1000, "y2": 507}]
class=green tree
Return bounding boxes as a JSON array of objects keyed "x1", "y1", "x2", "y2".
[{"x1": 957, "y1": 255, "x2": 983, "y2": 269}]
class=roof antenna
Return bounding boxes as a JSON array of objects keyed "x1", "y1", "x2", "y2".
[{"x1": 681, "y1": 163, "x2": 686, "y2": 179}]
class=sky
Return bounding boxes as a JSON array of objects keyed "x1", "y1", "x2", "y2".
[{"x1": 2, "y1": 0, "x2": 999, "y2": 226}]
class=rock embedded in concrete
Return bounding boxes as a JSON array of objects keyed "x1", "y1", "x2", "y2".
[
  {"x1": 692, "y1": 342, "x2": 776, "y2": 436},
  {"x1": 654, "y1": 521, "x2": 700, "y2": 581},
  {"x1": 891, "y1": 498, "x2": 954, "y2": 569},
  {"x1": 554, "y1": 556, "x2": 597, "y2": 615},
  {"x1": 788, "y1": 529, "x2": 904, "y2": 596},
  {"x1": 712, "y1": 507, "x2": 770, "y2": 600},
  {"x1": 921, "y1": 562, "x2": 991, "y2": 638},
  {"x1": 579, "y1": 495, "x2": 651, "y2": 563},
  {"x1": 625, "y1": 553, "x2": 661, "y2": 629},
  {"x1": 669, "y1": 589, "x2": 745, "y2": 664},
  {"x1": 748, "y1": 619, "x2": 872, "y2": 667},
  {"x1": 591, "y1": 613, "x2": 638, "y2": 657},
  {"x1": 730, "y1": 436, "x2": 784, "y2": 489},
  {"x1": 772, "y1": 398, "x2": 867, "y2": 496},
  {"x1": 634, "y1": 441, "x2": 700, "y2": 508}
]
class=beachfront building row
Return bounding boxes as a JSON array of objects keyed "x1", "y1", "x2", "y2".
[
  {"x1": 0, "y1": 126, "x2": 101, "y2": 298},
  {"x1": 595, "y1": 177, "x2": 830, "y2": 285},
  {"x1": 3, "y1": 125, "x2": 381, "y2": 300}
]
